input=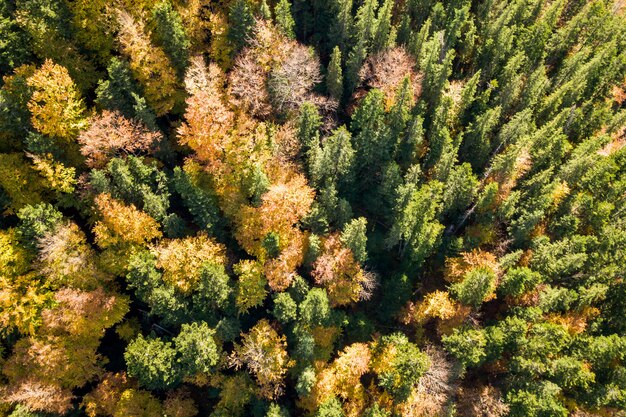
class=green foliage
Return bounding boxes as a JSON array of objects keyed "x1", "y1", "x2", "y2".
[
  {"x1": 274, "y1": 0, "x2": 295, "y2": 39},
  {"x1": 174, "y1": 322, "x2": 221, "y2": 375},
  {"x1": 340, "y1": 217, "x2": 367, "y2": 264},
  {"x1": 450, "y1": 267, "x2": 498, "y2": 307},
  {"x1": 152, "y1": 1, "x2": 190, "y2": 76},
  {"x1": 272, "y1": 292, "x2": 297, "y2": 324},
  {"x1": 442, "y1": 327, "x2": 487, "y2": 370},
  {"x1": 228, "y1": 0, "x2": 255, "y2": 54},
  {"x1": 125, "y1": 334, "x2": 181, "y2": 390},
  {"x1": 314, "y1": 398, "x2": 345, "y2": 417},
  {"x1": 326, "y1": 47, "x2": 343, "y2": 101}
]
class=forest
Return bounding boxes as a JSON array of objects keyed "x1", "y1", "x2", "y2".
[{"x1": 0, "y1": 0, "x2": 625, "y2": 415}]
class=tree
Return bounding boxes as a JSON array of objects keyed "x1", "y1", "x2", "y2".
[
  {"x1": 174, "y1": 322, "x2": 221, "y2": 375},
  {"x1": 234, "y1": 260, "x2": 268, "y2": 314},
  {"x1": 228, "y1": 0, "x2": 255, "y2": 54},
  {"x1": 94, "y1": 57, "x2": 156, "y2": 127},
  {"x1": 26, "y1": 60, "x2": 87, "y2": 142},
  {"x1": 351, "y1": 89, "x2": 390, "y2": 186},
  {"x1": 345, "y1": 0, "x2": 379, "y2": 93},
  {"x1": 0, "y1": 154, "x2": 46, "y2": 214},
  {"x1": 371, "y1": 0, "x2": 395, "y2": 53},
  {"x1": 78, "y1": 111, "x2": 162, "y2": 168},
  {"x1": 450, "y1": 267, "x2": 498, "y2": 307},
  {"x1": 386, "y1": 180, "x2": 444, "y2": 267},
  {"x1": 340, "y1": 217, "x2": 368, "y2": 264},
  {"x1": 442, "y1": 327, "x2": 487, "y2": 370},
  {"x1": 116, "y1": 9, "x2": 179, "y2": 116},
  {"x1": 311, "y1": 234, "x2": 375, "y2": 306},
  {"x1": 371, "y1": 333, "x2": 430, "y2": 401},
  {"x1": 309, "y1": 125, "x2": 355, "y2": 191},
  {"x1": 151, "y1": 1, "x2": 190, "y2": 76},
  {"x1": 152, "y1": 234, "x2": 226, "y2": 294},
  {"x1": 272, "y1": 292, "x2": 298, "y2": 324},
  {"x1": 93, "y1": 193, "x2": 162, "y2": 248},
  {"x1": 125, "y1": 335, "x2": 181, "y2": 390},
  {"x1": 326, "y1": 47, "x2": 343, "y2": 101},
  {"x1": 229, "y1": 320, "x2": 292, "y2": 399},
  {"x1": 275, "y1": 0, "x2": 295, "y2": 39}
]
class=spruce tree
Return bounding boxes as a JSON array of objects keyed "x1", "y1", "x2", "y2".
[
  {"x1": 228, "y1": 0, "x2": 255, "y2": 54},
  {"x1": 152, "y1": 0, "x2": 190, "y2": 77},
  {"x1": 326, "y1": 46, "x2": 343, "y2": 101},
  {"x1": 275, "y1": 0, "x2": 296, "y2": 39}
]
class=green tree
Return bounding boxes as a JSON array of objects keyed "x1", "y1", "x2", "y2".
[
  {"x1": 326, "y1": 46, "x2": 343, "y2": 101},
  {"x1": 340, "y1": 217, "x2": 367, "y2": 264},
  {"x1": 125, "y1": 334, "x2": 181, "y2": 390},
  {"x1": 174, "y1": 322, "x2": 221, "y2": 375},
  {"x1": 275, "y1": 0, "x2": 295, "y2": 39},
  {"x1": 386, "y1": 180, "x2": 444, "y2": 268},
  {"x1": 152, "y1": 1, "x2": 190, "y2": 76},
  {"x1": 228, "y1": 0, "x2": 255, "y2": 54}
]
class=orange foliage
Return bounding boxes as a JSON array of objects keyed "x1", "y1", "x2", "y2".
[
  {"x1": 358, "y1": 47, "x2": 422, "y2": 107},
  {"x1": 444, "y1": 249, "x2": 499, "y2": 283},
  {"x1": 178, "y1": 56, "x2": 234, "y2": 167},
  {"x1": 1, "y1": 380, "x2": 73, "y2": 415},
  {"x1": 78, "y1": 111, "x2": 162, "y2": 168},
  {"x1": 311, "y1": 234, "x2": 375, "y2": 306}
]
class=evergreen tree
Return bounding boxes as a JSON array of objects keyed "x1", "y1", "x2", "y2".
[
  {"x1": 275, "y1": 0, "x2": 296, "y2": 39},
  {"x1": 228, "y1": 0, "x2": 255, "y2": 54},
  {"x1": 326, "y1": 46, "x2": 343, "y2": 101},
  {"x1": 152, "y1": 1, "x2": 191, "y2": 77}
]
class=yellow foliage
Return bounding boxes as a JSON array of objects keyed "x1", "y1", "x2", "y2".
[
  {"x1": 309, "y1": 343, "x2": 371, "y2": 414},
  {"x1": 93, "y1": 193, "x2": 162, "y2": 248},
  {"x1": 29, "y1": 154, "x2": 77, "y2": 194},
  {"x1": 27, "y1": 60, "x2": 87, "y2": 141},
  {"x1": 234, "y1": 259, "x2": 268, "y2": 314},
  {"x1": 0, "y1": 271, "x2": 53, "y2": 335},
  {"x1": 412, "y1": 291, "x2": 460, "y2": 324},
  {"x1": 0, "y1": 153, "x2": 46, "y2": 214},
  {"x1": 230, "y1": 320, "x2": 293, "y2": 399},
  {"x1": 116, "y1": 9, "x2": 180, "y2": 116},
  {"x1": 207, "y1": 11, "x2": 232, "y2": 69},
  {"x1": 0, "y1": 229, "x2": 30, "y2": 278},
  {"x1": 151, "y1": 233, "x2": 226, "y2": 294}
]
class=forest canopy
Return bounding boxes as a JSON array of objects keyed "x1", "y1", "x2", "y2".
[{"x1": 0, "y1": 0, "x2": 626, "y2": 416}]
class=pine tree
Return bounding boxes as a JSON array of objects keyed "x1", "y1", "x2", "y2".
[
  {"x1": 328, "y1": 0, "x2": 353, "y2": 53},
  {"x1": 345, "y1": 0, "x2": 379, "y2": 93}
]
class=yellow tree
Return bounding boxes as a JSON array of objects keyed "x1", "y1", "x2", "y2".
[
  {"x1": 116, "y1": 9, "x2": 179, "y2": 116},
  {"x1": 93, "y1": 193, "x2": 162, "y2": 249},
  {"x1": 306, "y1": 343, "x2": 371, "y2": 416},
  {"x1": 151, "y1": 233, "x2": 227, "y2": 294},
  {"x1": 177, "y1": 56, "x2": 234, "y2": 167},
  {"x1": 26, "y1": 60, "x2": 87, "y2": 142},
  {"x1": 229, "y1": 320, "x2": 293, "y2": 399}
]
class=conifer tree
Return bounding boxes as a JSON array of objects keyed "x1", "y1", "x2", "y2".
[
  {"x1": 152, "y1": 1, "x2": 191, "y2": 77},
  {"x1": 326, "y1": 46, "x2": 343, "y2": 101},
  {"x1": 275, "y1": 0, "x2": 296, "y2": 39}
]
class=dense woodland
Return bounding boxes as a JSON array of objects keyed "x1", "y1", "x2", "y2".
[{"x1": 0, "y1": 0, "x2": 625, "y2": 416}]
